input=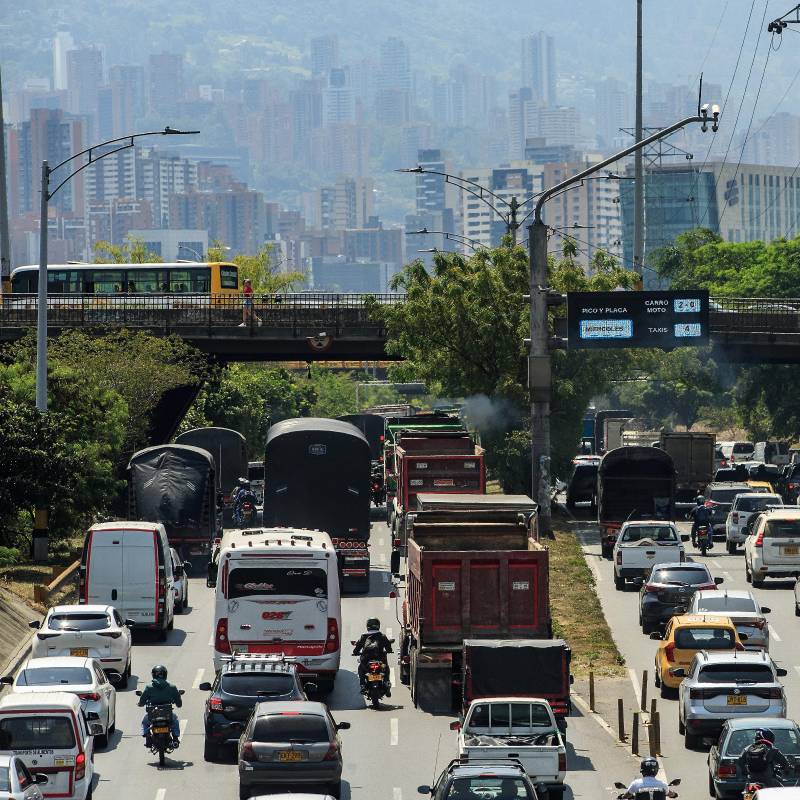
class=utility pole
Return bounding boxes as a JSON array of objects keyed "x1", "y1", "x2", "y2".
[
  {"x1": 633, "y1": 0, "x2": 645, "y2": 282},
  {"x1": 0, "y1": 66, "x2": 10, "y2": 295}
]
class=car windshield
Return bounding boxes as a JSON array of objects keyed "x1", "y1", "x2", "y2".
[
  {"x1": 694, "y1": 596, "x2": 757, "y2": 613},
  {"x1": 765, "y1": 520, "x2": 800, "y2": 538},
  {"x1": 221, "y1": 673, "x2": 296, "y2": 698},
  {"x1": 47, "y1": 613, "x2": 109, "y2": 631},
  {"x1": 697, "y1": 664, "x2": 775, "y2": 683},
  {"x1": 253, "y1": 714, "x2": 329, "y2": 742},
  {"x1": 733, "y1": 443, "x2": 754, "y2": 454},
  {"x1": 446, "y1": 777, "x2": 533, "y2": 800},
  {"x1": 674, "y1": 627, "x2": 735, "y2": 650},
  {"x1": 725, "y1": 727, "x2": 800, "y2": 757},
  {"x1": 0, "y1": 716, "x2": 76, "y2": 749},
  {"x1": 0, "y1": 767, "x2": 9, "y2": 792},
  {"x1": 467, "y1": 703, "x2": 553, "y2": 731},
  {"x1": 710, "y1": 488, "x2": 748, "y2": 503},
  {"x1": 652, "y1": 568, "x2": 710, "y2": 585},
  {"x1": 736, "y1": 496, "x2": 782, "y2": 512},
  {"x1": 17, "y1": 667, "x2": 93, "y2": 686},
  {"x1": 621, "y1": 525, "x2": 676, "y2": 543},
  {"x1": 227, "y1": 567, "x2": 328, "y2": 600}
]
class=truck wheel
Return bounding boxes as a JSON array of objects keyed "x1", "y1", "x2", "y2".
[
  {"x1": 566, "y1": 497, "x2": 575, "y2": 510},
  {"x1": 613, "y1": 573, "x2": 624, "y2": 591},
  {"x1": 752, "y1": 572, "x2": 765, "y2": 588},
  {"x1": 547, "y1": 789, "x2": 564, "y2": 800},
  {"x1": 726, "y1": 541, "x2": 736, "y2": 554}
]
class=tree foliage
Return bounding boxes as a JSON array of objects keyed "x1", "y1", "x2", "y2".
[
  {"x1": 93, "y1": 236, "x2": 163, "y2": 264},
  {"x1": 207, "y1": 240, "x2": 306, "y2": 293}
]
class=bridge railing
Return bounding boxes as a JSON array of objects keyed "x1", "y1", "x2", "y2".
[
  {"x1": 709, "y1": 297, "x2": 800, "y2": 333},
  {"x1": 0, "y1": 292, "x2": 403, "y2": 335}
]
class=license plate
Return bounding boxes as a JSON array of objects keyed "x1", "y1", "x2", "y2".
[
  {"x1": 367, "y1": 673, "x2": 383, "y2": 682},
  {"x1": 152, "y1": 727, "x2": 170, "y2": 734},
  {"x1": 70, "y1": 648, "x2": 88, "y2": 657},
  {"x1": 727, "y1": 695, "x2": 748, "y2": 705},
  {"x1": 278, "y1": 751, "x2": 304, "y2": 762},
  {"x1": 784, "y1": 546, "x2": 799, "y2": 555}
]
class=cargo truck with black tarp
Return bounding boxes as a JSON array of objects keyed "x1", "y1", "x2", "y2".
[
  {"x1": 395, "y1": 501, "x2": 550, "y2": 714},
  {"x1": 598, "y1": 445, "x2": 677, "y2": 558},
  {"x1": 127, "y1": 444, "x2": 218, "y2": 556},
  {"x1": 262, "y1": 418, "x2": 372, "y2": 593}
]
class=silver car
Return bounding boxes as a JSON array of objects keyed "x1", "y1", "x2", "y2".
[
  {"x1": 238, "y1": 701, "x2": 350, "y2": 799},
  {"x1": 0, "y1": 755, "x2": 47, "y2": 800},
  {"x1": 676, "y1": 650, "x2": 787, "y2": 749},
  {"x1": 687, "y1": 590, "x2": 771, "y2": 651}
]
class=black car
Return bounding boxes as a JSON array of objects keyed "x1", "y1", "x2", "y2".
[
  {"x1": 423, "y1": 759, "x2": 540, "y2": 800},
  {"x1": 199, "y1": 654, "x2": 308, "y2": 761},
  {"x1": 705, "y1": 482, "x2": 752, "y2": 535},
  {"x1": 638, "y1": 562, "x2": 722, "y2": 634},
  {"x1": 566, "y1": 461, "x2": 598, "y2": 509},
  {"x1": 782, "y1": 463, "x2": 800, "y2": 503}
]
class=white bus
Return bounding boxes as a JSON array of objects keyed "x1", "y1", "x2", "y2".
[{"x1": 209, "y1": 528, "x2": 341, "y2": 692}]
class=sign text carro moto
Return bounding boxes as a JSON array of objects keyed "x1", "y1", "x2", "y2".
[{"x1": 566, "y1": 290, "x2": 709, "y2": 350}]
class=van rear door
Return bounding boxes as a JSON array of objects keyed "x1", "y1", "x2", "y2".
[
  {"x1": 121, "y1": 530, "x2": 158, "y2": 626},
  {"x1": 85, "y1": 531, "x2": 123, "y2": 606}
]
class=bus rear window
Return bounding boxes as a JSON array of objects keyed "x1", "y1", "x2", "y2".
[
  {"x1": 220, "y1": 266, "x2": 238, "y2": 289},
  {"x1": 227, "y1": 567, "x2": 327, "y2": 599}
]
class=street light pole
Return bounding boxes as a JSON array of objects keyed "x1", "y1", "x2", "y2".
[{"x1": 528, "y1": 109, "x2": 718, "y2": 536}]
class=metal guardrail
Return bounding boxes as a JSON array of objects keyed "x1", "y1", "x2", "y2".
[{"x1": 709, "y1": 297, "x2": 800, "y2": 333}]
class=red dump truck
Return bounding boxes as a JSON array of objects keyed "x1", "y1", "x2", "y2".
[
  {"x1": 393, "y1": 501, "x2": 552, "y2": 714},
  {"x1": 391, "y1": 431, "x2": 485, "y2": 554}
]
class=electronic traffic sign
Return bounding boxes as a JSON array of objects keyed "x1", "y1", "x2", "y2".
[{"x1": 566, "y1": 290, "x2": 709, "y2": 350}]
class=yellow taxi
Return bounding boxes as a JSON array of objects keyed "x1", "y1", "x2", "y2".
[
  {"x1": 747, "y1": 479, "x2": 775, "y2": 493},
  {"x1": 651, "y1": 614, "x2": 744, "y2": 695}
]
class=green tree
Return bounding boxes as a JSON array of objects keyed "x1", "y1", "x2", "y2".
[
  {"x1": 302, "y1": 365, "x2": 357, "y2": 417},
  {"x1": 207, "y1": 240, "x2": 306, "y2": 292},
  {"x1": 93, "y1": 236, "x2": 163, "y2": 264}
]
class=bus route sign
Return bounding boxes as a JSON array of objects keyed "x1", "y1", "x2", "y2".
[{"x1": 566, "y1": 290, "x2": 709, "y2": 350}]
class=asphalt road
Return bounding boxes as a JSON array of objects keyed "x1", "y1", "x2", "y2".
[
  {"x1": 580, "y1": 517, "x2": 800, "y2": 794},
  {"x1": 86, "y1": 520, "x2": 639, "y2": 800}
]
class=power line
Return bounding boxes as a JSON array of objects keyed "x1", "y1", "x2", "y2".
[{"x1": 696, "y1": 0, "x2": 731, "y2": 78}]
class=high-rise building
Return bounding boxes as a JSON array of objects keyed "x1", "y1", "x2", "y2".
[
  {"x1": 594, "y1": 78, "x2": 631, "y2": 150},
  {"x1": 344, "y1": 218, "x2": 404, "y2": 266},
  {"x1": 311, "y1": 34, "x2": 339, "y2": 77},
  {"x1": 508, "y1": 88, "x2": 533, "y2": 159},
  {"x1": 379, "y1": 37, "x2": 411, "y2": 92},
  {"x1": 86, "y1": 198, "x2": 152, "y2": 249},
  {"x1": 66, "y1": 47, "x2": 103, "y2": 119},
  {"x1": 740, "y1": 112, "x2": 800, "y2": 168},
  {"x1": 415, "y1": 149, "x2": 459, "y2": 216},
  {"x1": 109, "y1": 65, "x2": 146, "y2": 121},
  {"x1": 53, "y1": 30, "x2": 75, "y2": 92},
  {"x1": 135, "y1": 147, "x2": 199, "y2": 228},
  {"x1": 322, "y1": 68, "x2": 356, "y2": 126},
  {"x1": 84, "y1": 146, "x2": 137, "y2": 206},
  {"x1": 127, "y1": 228, "x2": 209, "y2": 261},
  {"x1": 311, "y1": 123, "x2": 370, "y2": 178},
  {"x1": 375, "y1": 87, "x2": 410, "y2": 126},
  {"x1": 303, "y1": 177, "x2": 375, "y2": 230},
  {"x1": 521, "y1": 32, "x2": 556, "y2": 106},
  {"x1": 290, "y1": 80, "x2": 323, "y2": 161},
  {"x1": 148, "y1": 53, "x2": 184, "y2": 115},
  {"x1": 525, "y1": 104, "x2": 580, "y2": 147}
]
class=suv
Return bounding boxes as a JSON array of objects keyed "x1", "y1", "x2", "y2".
[
  {"x1": 781, "y1": 463, "x2": 800, "y2": 502},
  {"x1": 613, "y1": 521, "x2": 685, "y2": 590},
  {"x1": 719, "y1": 441, "x2": 755, "y2": 463},
  {"x1": 725, "y1": 493, "x2": 783, "y2": 553},
  {"x1": 676, "y1": 651, "x2": 787, "y2": 749},
  {"x1": 705, "y1": 483, "x2": 753, "y2": 536},
  {"x1": 200, "y1": 654, "x2": 308, "y2": 761},
  {"x1": 639, "y1": 562, "x2": 722, "y2": 634},
  {"x1": 565, "y1": 461, "x2": 597, "y2": 509},
  {"x1": 237, "y1": 700, "x2": 350, "y2": 799},
  {"x1": 424, "y1": 759, "x2": 540, "y2": 800},
  {"x1": 744, "y1": 508, "x2": 800, "y2": 586}
]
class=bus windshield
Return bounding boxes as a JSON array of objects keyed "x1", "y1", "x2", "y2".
[{"x1": 227, "y1": 566, "x2": 327, "y2": 599}]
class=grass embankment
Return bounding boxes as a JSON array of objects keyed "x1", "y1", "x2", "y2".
[
  {"x1": 1, "y1": 540, "x2": 82, "y2": 611},
  {"x1": 549, "y1": 524, "x2": 625, "y2": 678}
]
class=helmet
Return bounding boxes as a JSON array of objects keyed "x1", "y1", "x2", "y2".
[
  {"x1": 152, "y1": 664, "x2": 168, "y2": 680},
  {"x1": 640, "y1": 757, "x2": 659, "y2": 777},
  {"x1": 366, "y1": 618, "x2": 380, "y2": 632},
  {"x1": 238, "y1": 477, "x2": 249, "y2": 487},
  {"x1": 696, "y1": 495, "x2": 705, "y2": 505},
  {"x1": 756, "y1": 728, "x2": 776, "y2": 745}
]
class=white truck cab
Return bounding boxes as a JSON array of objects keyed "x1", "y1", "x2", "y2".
[{"x1": 613, "y1": 520, "x2": 686, "y2": 590}]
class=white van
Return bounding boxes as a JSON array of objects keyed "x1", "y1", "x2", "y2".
[
  {"x1": 0, "y1": 692, "x2": 100, "y2": 800},
  {"x1": 209, "y1": 528, "x2": 341, "y2": 692},
  {"x1": 79, "y1": 522, "x2": 175, "y2": 641}
]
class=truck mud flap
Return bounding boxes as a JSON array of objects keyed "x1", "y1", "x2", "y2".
[{"x1": 411, "y1": 649, "x2": 453, "y2": 713}]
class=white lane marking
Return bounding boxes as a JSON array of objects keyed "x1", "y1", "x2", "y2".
[
  {"x1": 179, "y1": 719, "x2": 188, "y2": 738},
  {"x1": 711, "y1": 559, "x2": 722, "y2": 568},
  {"x1": 390, "y1": 667, "x2": 396, "y2": 688},
  {"x1": 628, "y1": 668, "x2": 642, "y2": 707},
  {"x1": 769, "y1": 624, "x2": 782, "y2": 642},
  {"x1": 794, "y1": 666, "x2": 800, "y2": 679},
  {"x1": 207, "y1": 633, "x2": 214, "y2": 647},
  {"x1": 155, "y1": 790, "x2": 166, "y2": 800},
  {"x1": 723, "y1": 571, "x2": 733, "y2": 580},
  {"x1": 382, "y1": 572, "x2": 389, "y2": 583},
  {"x1": 390, "y1": 717, "x2": 399, "y2": 745},
  {"x1": 384, "y1": 597, "x2": 391, "y2": 610},
  {"x1": 393, "y1": 788, "x2": 402, "y2": 800},
  {"x1": 192, "y1": 668, "x2": 205, "y2": 689},
  {"x1": 588, "y1": 559, "x2": 603, "y2": 582}
]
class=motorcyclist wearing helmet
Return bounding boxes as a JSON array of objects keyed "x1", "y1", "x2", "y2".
[
  {"x1": 737, "y1": 728, "x2": 794, "y2": 788},
  {"x1": 625, "y1": 757, "x2": 669, "y2": 797},
  {"x1": 233, "y1": 478, "x2": 258, "y2": 526},
  {"x1": 138, "y1": 665, "x2": 182, "y2": 746},
  {"x1": 689, "y1": 495, "x2": 713, "y2": 548},
  {"x1": 352, "y1": 618, "x2": 393, "y2": 697}
]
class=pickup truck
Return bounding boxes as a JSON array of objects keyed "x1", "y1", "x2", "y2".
[
  {"x1": 453, "y1": 697, "x2": 567, "y2": 799},
  {"x1": 612, "y1": 520, "x2": 688, "y2": 590}
]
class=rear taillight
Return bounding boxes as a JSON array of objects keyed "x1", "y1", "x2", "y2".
[
  {"x1": 697, "y1": 582, "x2": 718, "y2": 591},
  {"x1": 789, "y1": 483, "x2": 799, "y2": 490},
  {"x1": 75, "y1": 752, "x2": 86, "y2": 780},
  {"x1": 689, "y1": 688, "x2": 704, "y2": 699},
  {"x1": 241, "y1": 740, "x2": 255, "y2": 760},
  {"x1": 735, "y1": 642, "x2": 745, "y2": 651},
  {"x1": 215, "y1": 617, "x2": 231, "y2": 654},
  {"x1": 732, "y1": 513, "x2": 739, "y2": 523},
  {"x1": 664, "y1": 642, "x2": 676, "y2": 663},
  {"x1": 79, "y1": 567, "x2": 87, "y2": 604},
  {"x1": 158, "y1": 575, "x2": 166, "y2": 598},
  {"x1": 754, "y1": 531, "x2": 765, "y2": 547},
  {"x1": 558, "y1": 752, "x2": 567, "y2": 772},
  {"x1": 98, "y1": 631, "x2": 121, "y2": 639},
  {"x1": 718, "y1": 762, "x2": 736, "y2": 778},
  {"x1": 323, "y1": 741, "x2": 340, "y2": 761},
  {"x1": 209, "y1": 696, "x2": 223, "y2": 711},
  {"x1": 79, "y1": 692, "x2": 99, "y2": 702},
  {"x1": 323, "y1": 618, "x2": 339, "y2": 654},
  {"x1": 615, "y1": 552, "x2": 622, "y2": 565},
  {"x1": 768, "y1": 687, "x2": 784, "y2": 699},
  {"x1": 752, "y1": 618, "x2": 766, "y2": 629},
  {"x1": 643, "y1": 584, "x2": 659, "y2": 594}
]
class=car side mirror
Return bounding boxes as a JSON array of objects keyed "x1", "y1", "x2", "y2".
[
  {"x1": 669, "y1": 668, "x2": 686, "y2": 678},
  {"x1": 450, "y1": 721, "x2": 461, "y2": 731},
  {"x1": 649, "y1": 631, "x2": 663, "y2": 640},
  {"x1": 28, "y1": 621, "x2": 40, "y2": 629},
  {"x1": 417, "y1": 787, "x2": 433, "y2": 796},
  {"x1": 135, "y1": 690, "x2": 142, "y2": 697},
  {"x1": 90, "y1": 723, "x2": 104, "y2": 736},
  {"x1": 33, "y1": 774, "x2": 49, "y2": 786},
  {"x1": 762, "y1": 607, "x2": 771, "y2": 614},
  {"x1": 714, "y1": 577, "x2": 724, "y2": 585},
  {"x1": 336, "y1": 721, "x2": 351, "y2": 730},
  {"x1": 0, "y1": 676, "x2": 13, "y2": 685},
  {"x1": 614, "y1": 783, "x2": 627, "y2": 790},
  {"x1": 669, "y1": 779, "x2": 681, "y2": 787},
  {"x1": 680, "y1": 534, "x2": 690, "y2": 542},
  {"x1": 777, "y1": 668, "x2": 788, "y2": 677},
  {"x1": 390, "y1": 550, "x2": 401, "y2": 576},
  {"x1": 125, "y1": 619, "x2": 135, "y2": 628},
  {"x1": 86, "y1": 711, "x2": 100, "y2": 721},
  {"x1": 198, "y1": 682, "x2": 213, "y2": 691},
  {"x1": 739, "y1": 633, "x2": 748, "y2": 641},
  {"x1": 106, "y1": 671, "x2": 123, "y2": 685},
  {"x1": 178, "y1": 689, "x2": 185, "y2": 695},
  {"x1": 304, "y1": 682, "x2": 318, "y2": 694}
]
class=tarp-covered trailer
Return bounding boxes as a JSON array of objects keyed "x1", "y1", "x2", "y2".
[{"x1": 337, "y1": 413, "x2": 386, "y2": 461}]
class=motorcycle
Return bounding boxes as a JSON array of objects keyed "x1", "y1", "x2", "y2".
[
  {"x1": 613, "y1": 777, "x2": 680, "y2": 800},
  {"x1": 370, "y1": 467, "x2": 385, "y2": 507},
  {"x1": 695, "y1": 522, "x2": 713, "y2": 556},
  {"x1": 240, "y1": 500, "x2": 256, "y2": 525},
  {"x1": 351, "y1": 639, "x2": 394, "y2": 708},
  {"x1": 136, "y1": 689, "x2": 185, "y2": 767},
  {"x1": 742, "y1": 765, "x2": 799, "y2": 799}
]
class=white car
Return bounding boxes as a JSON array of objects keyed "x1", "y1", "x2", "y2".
[
  {"x1": 2, "y1": 657, "x2": 117, "y2": 749},
  {"x1": 29, "y1": 605, "x2": 133, "y2": 687},
  {"x1": 170, "y1": 548, "x2": 190, "y2": 613},
  {"x1": 687, "y1": 589, "x2": 771, "y2": 651},
  {"x1": 613, "y1": 520, "x2": 686, "y2": 590},
  {"x1": 744, "y1": 508, "x2": 800, "y2": 586},
  {"x1": 0, "y1": 755, "x2": 47, "y2": 800},
  {"x1": 725, "y1": 493, "x2": 783, "y2": 552}
]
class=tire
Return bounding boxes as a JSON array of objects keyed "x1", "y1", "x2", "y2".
[
  {"x1": 708, "y1": 772, "x2": 716, "y2": 798},
  {"x1": 85, "y1": 787, "x2": 93, "y2": 800},
  {"x1": 203, "y1": 740, "x2": 219, "y2": 762},
  {"x1": 614, "y1": 573, "x2": 624, "y2": 591},
  {"x1": 752, "y1": 573, "x2": 764, "y2": 588},
  {"x1": 641, "y1": 618, "x2": 654, "y2": 635},
  {"x1": 795, "y1": 603, "x2": 800, "y2": 618},
  {"x1": 745, "y1": 560, "x2": 753, "y2": 584},
  {"x1": 678, "y1": 715, "x2": 685, "y2": 735},
  {"x1": 727, "y1": 541, "x2": 736, "y2": 554},
  {"x1": 118, "y1": 658, "x2": 130, "y2": 689},
  {"x1": 183, "y1": 587, "x2": 188, "y2": 612},
  {"x1": 653, "y1": 668, "x2": 661, "y2": 688},
  {"x1": 327, "y1": 782, "x2": 342, "y2": 798},
  {"x1": 548, "y1": 789, "x2": 565, "y2": 800},
  {"x1": 238, "y1": 785, "x2": 250, "y2": 800},
  {"x1": 660, "y1": 682, "x2": 671, "y2": 699},
  {"x1": 167, "y1": 614, "x2": 174, "y2": 631},
  {"x1": 684, "y1": 730, "x2": 698, "y2": 749},
  {"x1": 158, "y1": 747, "x2": 165, "y2": 767},
  {"x1": 95, "y1": 731, "x2": 108, "y2": 750},
  {"x1": 158, "y1": 625, "x2": 168, "y2": 642},
  {"x1": 370, "y1": 691, "x2": 381, "y2": 709}
]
